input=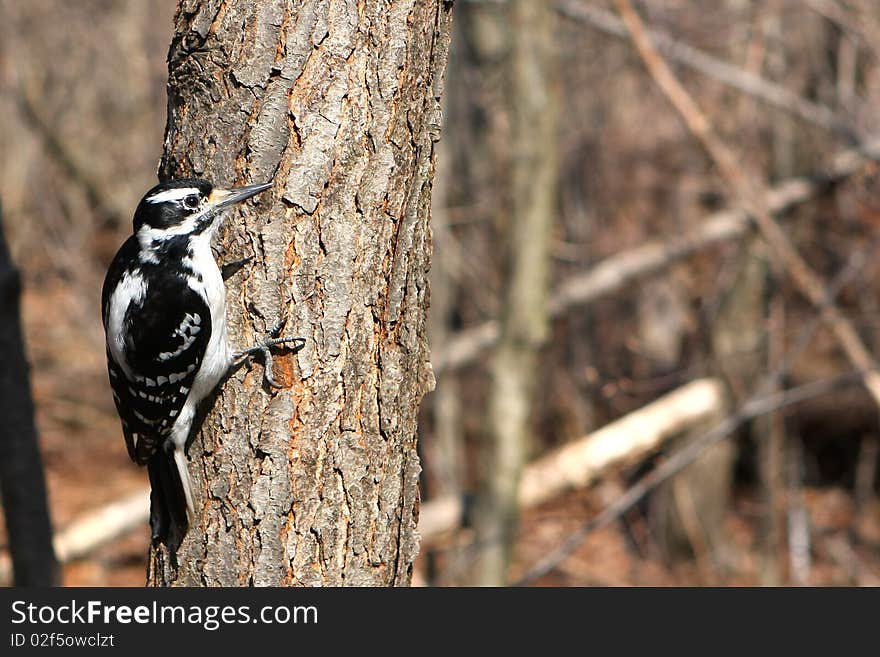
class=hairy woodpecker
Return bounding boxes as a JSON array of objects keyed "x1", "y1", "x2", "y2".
[{"x1": 102, "y1": 178, "x2": 302, "y2": 553}]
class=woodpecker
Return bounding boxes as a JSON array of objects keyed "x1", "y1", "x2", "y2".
[{"x1": 102, "y1": 178, "x2": 302, "y2": 554}]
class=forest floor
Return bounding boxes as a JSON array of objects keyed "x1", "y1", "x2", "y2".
[
  {"x1": 30, "y1": 456, "x2": 880, "y2": 586},
  {"x1": 4, "y1": 286, "x2": 880, "y2": 587}
]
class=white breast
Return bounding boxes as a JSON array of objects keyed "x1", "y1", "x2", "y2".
[{"x1": 183, "y1": 233, "x2": 232, "y2": 401}]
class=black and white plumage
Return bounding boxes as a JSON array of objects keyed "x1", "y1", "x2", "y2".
[{"x1": 102, "y1": 178, "x2": 298, "y2": 553}]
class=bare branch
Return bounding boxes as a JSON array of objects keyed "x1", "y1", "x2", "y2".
[
  {"x1": 0, "y1": 488, "x2": 149, "y2": 585},
  {"x1": 614, "y1": 0, "x2": 880, "y2": 408},
  {"x1": 556, "y1": 0, "x2": 858, "y2": 140},
  {"x1": 419, "y1": 379, "x2": 727, "y2": 543},
  {"x1": 514, "y1": 371, "x2": 864, "y2": 585},
  {"x1": 434, "y1": 139, "x2": 880, "y2": 374},
  {"x1": 15, "y1": 87, "x2": 124, "y2": 227},
  {"x1": 512, "y1": 232, "x2": 880, "y2": 584}
]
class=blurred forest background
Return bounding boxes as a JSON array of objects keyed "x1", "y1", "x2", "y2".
[{"x1": 3, "y1": 0, "x2": 880, "y2": 586}]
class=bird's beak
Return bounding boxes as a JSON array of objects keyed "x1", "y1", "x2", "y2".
[{"x1": 207, "y1": 182, "x2": 273, "y2": 211}]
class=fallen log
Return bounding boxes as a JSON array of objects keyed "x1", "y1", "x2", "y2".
[
  {"x1": 419, "y1": 378, "x2": 727, "y2": 543},
  {"x1": 1, "y1": 380, "x2": 726, "y2": 575},
  {"x1": 0, "y1": 488, "x2": 149, "y2": 585}
]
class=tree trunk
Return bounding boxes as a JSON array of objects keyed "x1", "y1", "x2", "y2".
[
  {"x1": 651, "y1": 242, "x2": 764, "y2": 576},
  {"x1": 147, "y1": 0, "x2": 452, "y2": 586},
  {"x1": 0, "y1": 204, "x2": 59, "y2": 586},
  {"x1": 472, "y1": 0, "x2": 558, "y2": 585}
]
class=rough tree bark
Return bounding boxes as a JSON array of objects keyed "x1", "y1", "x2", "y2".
[
  {"x1": 147, "y1": 0, "x2": 452, "y2": 586},
  {"x1": 0, "y1": 205, "x2": 59, "y2": 586}
]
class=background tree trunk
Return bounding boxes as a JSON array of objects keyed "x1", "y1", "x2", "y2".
[
  {"x1": 0, "y1": 204, "x2": 59, "y2": 586},
  {"x1": 147, "y1": 0, "x2": 452, "y2": 586},
  {"x1": 472, "y1": 0, "x2": 558, "y2": 585}
]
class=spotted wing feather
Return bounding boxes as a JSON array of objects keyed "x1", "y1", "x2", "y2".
[{"x1": 103, "y1": 248, "x2": 211, "y2": 464}]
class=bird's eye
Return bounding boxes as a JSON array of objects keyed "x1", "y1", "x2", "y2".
[{"x1": 183, "y1": 195, "x2": 200, "y2": 209}]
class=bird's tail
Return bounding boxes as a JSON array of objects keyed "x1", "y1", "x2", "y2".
[{"x1": 146, "y1": 444, "x2": 193, "y2": 555}]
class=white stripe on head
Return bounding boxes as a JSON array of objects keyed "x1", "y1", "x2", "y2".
[
  {"x1": 145, "y1": 187, "x2": 201, "y2": 204},
  {"x1": 136, "y1": 204, "x2": 224, "y2": 252},
  {"x1": 137, "y1": 215, "x2": 200, "y2": 245}
]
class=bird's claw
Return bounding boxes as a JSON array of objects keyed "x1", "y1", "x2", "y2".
[{"x1": 235, "y1": 336, "x2": 306, "y2": 388}]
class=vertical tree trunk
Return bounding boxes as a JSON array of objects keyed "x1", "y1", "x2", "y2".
[
  {"x1": 0, "y1": 205, "x2": 59, "y2": 586},
  {"x1": 758, "y1": 292, "x2": 786, "y2": 585},
  {"x1": 148, "y1": 0, "x2": 452, "y2": 586},
  {"x1": 425, "y1": 121, "x2": 463, "y2": 505},
  {"x1": 472, "y1": 0, "x2": 558, "y2": 585},
  {"x1": 651, "y1": 243, "x2": 764, "y2": 576}
]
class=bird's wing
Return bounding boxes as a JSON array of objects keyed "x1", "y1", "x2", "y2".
[{"x1": 105, "y1": 268, "x2": 212, "y2": 465}]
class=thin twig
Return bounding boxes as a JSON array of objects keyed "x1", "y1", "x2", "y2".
[
  {"x1": 555, "y1": 0, "x2": 859, "y2": 141},
  {"x1": 436, "y1": 141, "x2": 880, "y2": 374},
  {"x1": 804, "y1": 0, "x2": 874, "y2": 46},
  {"x1": 0, "y1": 488, "x2": 150, "y2": 586},
  {"x1": 514, "y1": 371, "x2": 863, "y2": 585},
  {"x1": 419, "y1": 378, "x2": 726, "y2": 542},
  {"x1": 614, "y1": 0, "x2": 880, "y2": 409},
  {"x1": 15, "y1": 87, "x2": 123, "y2": 227},
  {"x1": 513, "y1": 234, "x2": 879, "y2": 584}
]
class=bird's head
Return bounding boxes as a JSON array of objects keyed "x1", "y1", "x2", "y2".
[{"x1": 133, "y1": 178, "x2": 271, "y2": 247}]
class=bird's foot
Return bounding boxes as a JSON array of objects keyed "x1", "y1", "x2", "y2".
[{"x1": 234, "y1": 323, "x2": 305, "y2": 388}]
